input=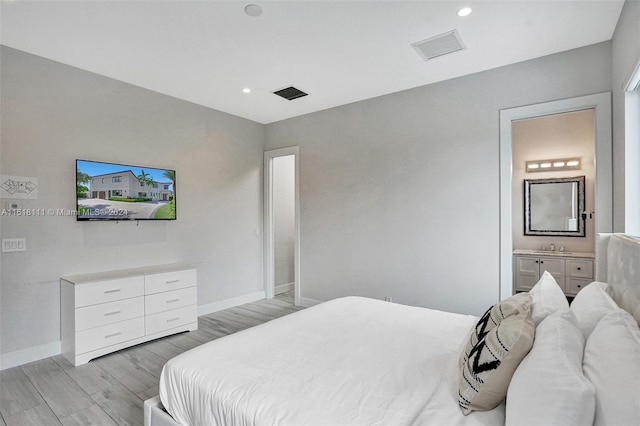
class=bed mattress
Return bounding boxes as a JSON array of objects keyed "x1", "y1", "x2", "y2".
[{"x1": 159, "y1": 296, "x2": 505, "y2": 425}]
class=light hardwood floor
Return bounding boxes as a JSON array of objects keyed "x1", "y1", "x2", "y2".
[{"x1": 0, "y1": 292, "x2": 301, "y2": 426}]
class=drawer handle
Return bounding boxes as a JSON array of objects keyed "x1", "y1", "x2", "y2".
[
  {"x1": 104, "y1": 310, "x2": 121, "y2": 316},
  {"x1": 105, "y1": 332, "x2": 122, "y2": 339},
  {"x1": 167, "y1": 317, "x2": 180, "y2": 323},
  {"x1": 166, "y1": 298, "x2": 180, "y2": 303},
  {"x1": 104, "y1": 288, "x2": 121, "y2": 294},
  {"x1": 166, "y1": 279, "x2": 180, "y2": 284},
  {"x1": 577, "y1": 267, "x2": 581, "y2": 271},
  {"x1": 577, "y1": 285, "x2": 582, "y2": 288}
]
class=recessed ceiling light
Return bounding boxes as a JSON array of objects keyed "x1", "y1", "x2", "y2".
[
  {"x1": 242, "y1": 88, "x2": 252, "y2": 94},
  {"x1": 244, "y1": 4, "x2": 263, "y2": 17},
  {"x1": 457, "y1": 7, "x2": 472, "y2": 17}
]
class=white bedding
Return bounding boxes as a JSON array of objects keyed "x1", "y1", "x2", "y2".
[{"x1": 159, "y1": 296, "x2": 505, "y2": 425}]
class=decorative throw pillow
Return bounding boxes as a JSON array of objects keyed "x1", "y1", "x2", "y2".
[
  {"x1": 583, "y1": 309, "x2": 640, "y2": 426},
  {"x1": 459, "y1": 293, "x2": 531, "y2": 369},
  {"x1": 570, "y1": 281, "x2": 618, "y2": 338},
  {"x1": 505, "y1": 308, "x2": 596, "y2": 425},
  {"x1": 459, "y1": 299, "x2": 535, "y2": 415},
  {"x1": 529, "y1": 271, "x2": 569, "y2": 326}
]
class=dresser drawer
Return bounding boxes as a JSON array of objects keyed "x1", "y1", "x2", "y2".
[
  {"x1": 75, "y1": 276, "x2": 144, "y2": 308},
  {"x1": 75, "y1": 317, "x2": 144, "y2": 354},
  {"x1": 75, "y1": 296, "x2": 144, "y2": 331},
  {"x1": 145, "y1": 269, "x2": 196, "y2": 295},
  {"x1": 145, "y1": 305, "x2": 197, "y2": 335},
  {"x1": 566, "y1": 260, "x2": 593, "y2": 278},
  {"x1": 145, "y1": 287, "x2": 197, "y2": 315}
]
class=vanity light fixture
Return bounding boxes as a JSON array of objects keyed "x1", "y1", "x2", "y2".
[
  {"x1": 242, "y1": 88, "x2": 252, "y2": 94},
  {"x1": 526, "y1": 157, "x2": 581, "y2": 173}
]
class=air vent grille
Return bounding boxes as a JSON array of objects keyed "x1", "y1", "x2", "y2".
[
  {"x1": 412, "y1": 30, "x2": 466, "y2": 61},
  {"x1": 273, "y1": 86, "x2": 308, "y2": 101}
]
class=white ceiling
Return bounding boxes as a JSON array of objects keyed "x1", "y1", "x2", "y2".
[{"x1": 0, "y1": 0, "x2": 624, "y2": 124}]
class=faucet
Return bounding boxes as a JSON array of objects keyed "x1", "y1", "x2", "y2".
[{"x1": 550, "y1": 243, "x2": 555, "y2": 251}]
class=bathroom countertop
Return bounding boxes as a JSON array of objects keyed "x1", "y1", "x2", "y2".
[{"x1": 513, "y1": 249, "x2": 595, "y2": 258}]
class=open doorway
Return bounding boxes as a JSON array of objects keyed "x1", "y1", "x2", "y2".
[
  {"x1": 264, "y1": 147, "x2": 300, "y2": 305},
  {"x1": 511, "y1": 109, "x2": 596, "y2": 253},
  {"x1": 499, "y1": 93, "x2": 612, "y2": 300}
]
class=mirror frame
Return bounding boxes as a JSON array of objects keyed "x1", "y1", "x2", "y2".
[{"x1": 524, "y1": 175, "x2": 586, "y2": 237}]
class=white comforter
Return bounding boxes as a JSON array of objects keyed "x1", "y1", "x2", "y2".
[{"x1": 159, "y1": 297, "x2": 505, "y2": 425}]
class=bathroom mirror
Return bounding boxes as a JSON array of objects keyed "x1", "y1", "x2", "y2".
[{"x1": 524, "y1": 176, "x2": 585, "y2": 237}]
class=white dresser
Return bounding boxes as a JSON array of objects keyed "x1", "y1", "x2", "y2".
[
  {"x1": 513, "y1": 250, "x2": 595, "y2": 296},
  {"x1": 61, "y1": 264, "x2": 197, "y2": 366}
]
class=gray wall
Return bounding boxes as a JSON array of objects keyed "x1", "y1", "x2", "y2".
[
  {"x1": 265, "y1": 42, "x2": 613, "y2": 316},
  {"x1": 612, "y1": 0, "x2": 640, "y2": 232},
  {"x1": 0, "y1": 46, "x2": 265, "y2": 358}
]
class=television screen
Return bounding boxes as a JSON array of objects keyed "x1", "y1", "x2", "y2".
[{"x1": 76, "y1": 159, "x2": 176, "y2": 221}]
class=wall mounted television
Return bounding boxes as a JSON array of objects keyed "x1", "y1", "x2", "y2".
[{"x1": 76, "y1": 159, "x2": 176, "y2": 221}]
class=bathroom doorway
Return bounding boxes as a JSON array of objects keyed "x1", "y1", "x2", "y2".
[
  {"x1": 499, "y1": 93, "x2": 612, "y2": 300},
  {"x1": 511, "y1": 109, "x2": 596, "y2": 253}
]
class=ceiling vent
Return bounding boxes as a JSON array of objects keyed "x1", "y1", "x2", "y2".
[
  {"x1": 273, "y1": 86, "x2": 308, "y2": 101},
  {"x1": 412, "y1": 30, "x2": 466, "y2": 61}
]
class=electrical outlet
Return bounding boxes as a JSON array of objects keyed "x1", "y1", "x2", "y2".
[
  {"x1": 384, "y1": 296, "x2": 393, "y2": 302},
  {"x1": 2, "y1": 238, "x2": 26, "y2": 252}
]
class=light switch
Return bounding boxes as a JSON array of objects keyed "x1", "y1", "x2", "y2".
[{"x1": 2, "y1": 238, "x2": 26, "y2": 252}]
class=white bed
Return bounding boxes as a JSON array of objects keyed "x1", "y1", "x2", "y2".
[{"x1": 145, "y1": 233, "x2": 640, "y2": 426}]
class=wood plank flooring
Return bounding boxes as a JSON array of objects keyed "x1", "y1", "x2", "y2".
[{"x1": 0, "y1": 292, "x2": 301, "y2": 426}]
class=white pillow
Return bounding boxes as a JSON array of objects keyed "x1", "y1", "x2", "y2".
[
  {"x1": 570, "y1": 281, "x2": 618, "y2": 338},
  {"x1": 583, "y1": 309, "x2": 640, "y2": 426},
  {"x1": 505, "y1": 308, "x2": 595, "y2": 426},
  {"x1": 529, "y1": 271, "x2": 569, "y2": 326},
  {"x1": 607, "y1": 282, "x2": 640, "y2": 327}
]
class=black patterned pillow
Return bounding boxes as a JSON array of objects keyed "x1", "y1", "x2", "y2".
[
  {"x1": 459, "y1": 293, "x2": 531, "y2": 369},
  {"x1": 458, "y1": 299, "x2": 535, "y2": 415}
]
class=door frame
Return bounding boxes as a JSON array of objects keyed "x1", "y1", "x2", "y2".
[
  {"x1": 264, "y1": 146, "x2": 301, "y2": 305},
  {"x1": 499, "y1": 92, "x2": 612, "y2": 300}
]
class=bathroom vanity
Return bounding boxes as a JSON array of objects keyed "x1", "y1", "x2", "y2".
[{"x1": 513, "y1": 249, "x2": 594, "y2": 296}]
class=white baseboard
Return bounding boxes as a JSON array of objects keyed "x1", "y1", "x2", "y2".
[
  {"x1": 1, "y1": 291, "x2": 266, "y2": 370},
  {"x1": 198, "y1": 291, "x2": 266, "y2": 316},
  {"x1": 275, "y1": 282, "x2": 294, "y2": 295},
  {"x1": 0, "y1": 340, "x2": 61, "y2": 371}
]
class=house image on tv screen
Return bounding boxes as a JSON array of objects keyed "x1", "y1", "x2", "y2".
[{"x1": 90, "y1": 170, "x2": 173, "y2": 201}]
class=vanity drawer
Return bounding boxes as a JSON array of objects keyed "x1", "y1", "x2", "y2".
[
  {"x1": 145, "y1": 305, "x2": 197, "y2": 335},
  {"x1": 75, "y1": 317, "x2": 144, "y2": 354},
  {"x1": 75, "y1": 296, "x2": 144, "y2": 331},
  {"x1": 145, "y1": 269, "x2": 196, "y2": 294},
  {"x1": 566, "y1": 260, "x2": 593, "y2": 278},
  {"x1": 75, "y1": 276, "x2": 144, "y2": 307},
  {"x1": 145, "y1": 287, "x2": 197, "y2": 315},
  {"x1": 566, "y1": 277, "x2": 592, "y2": 295}
]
